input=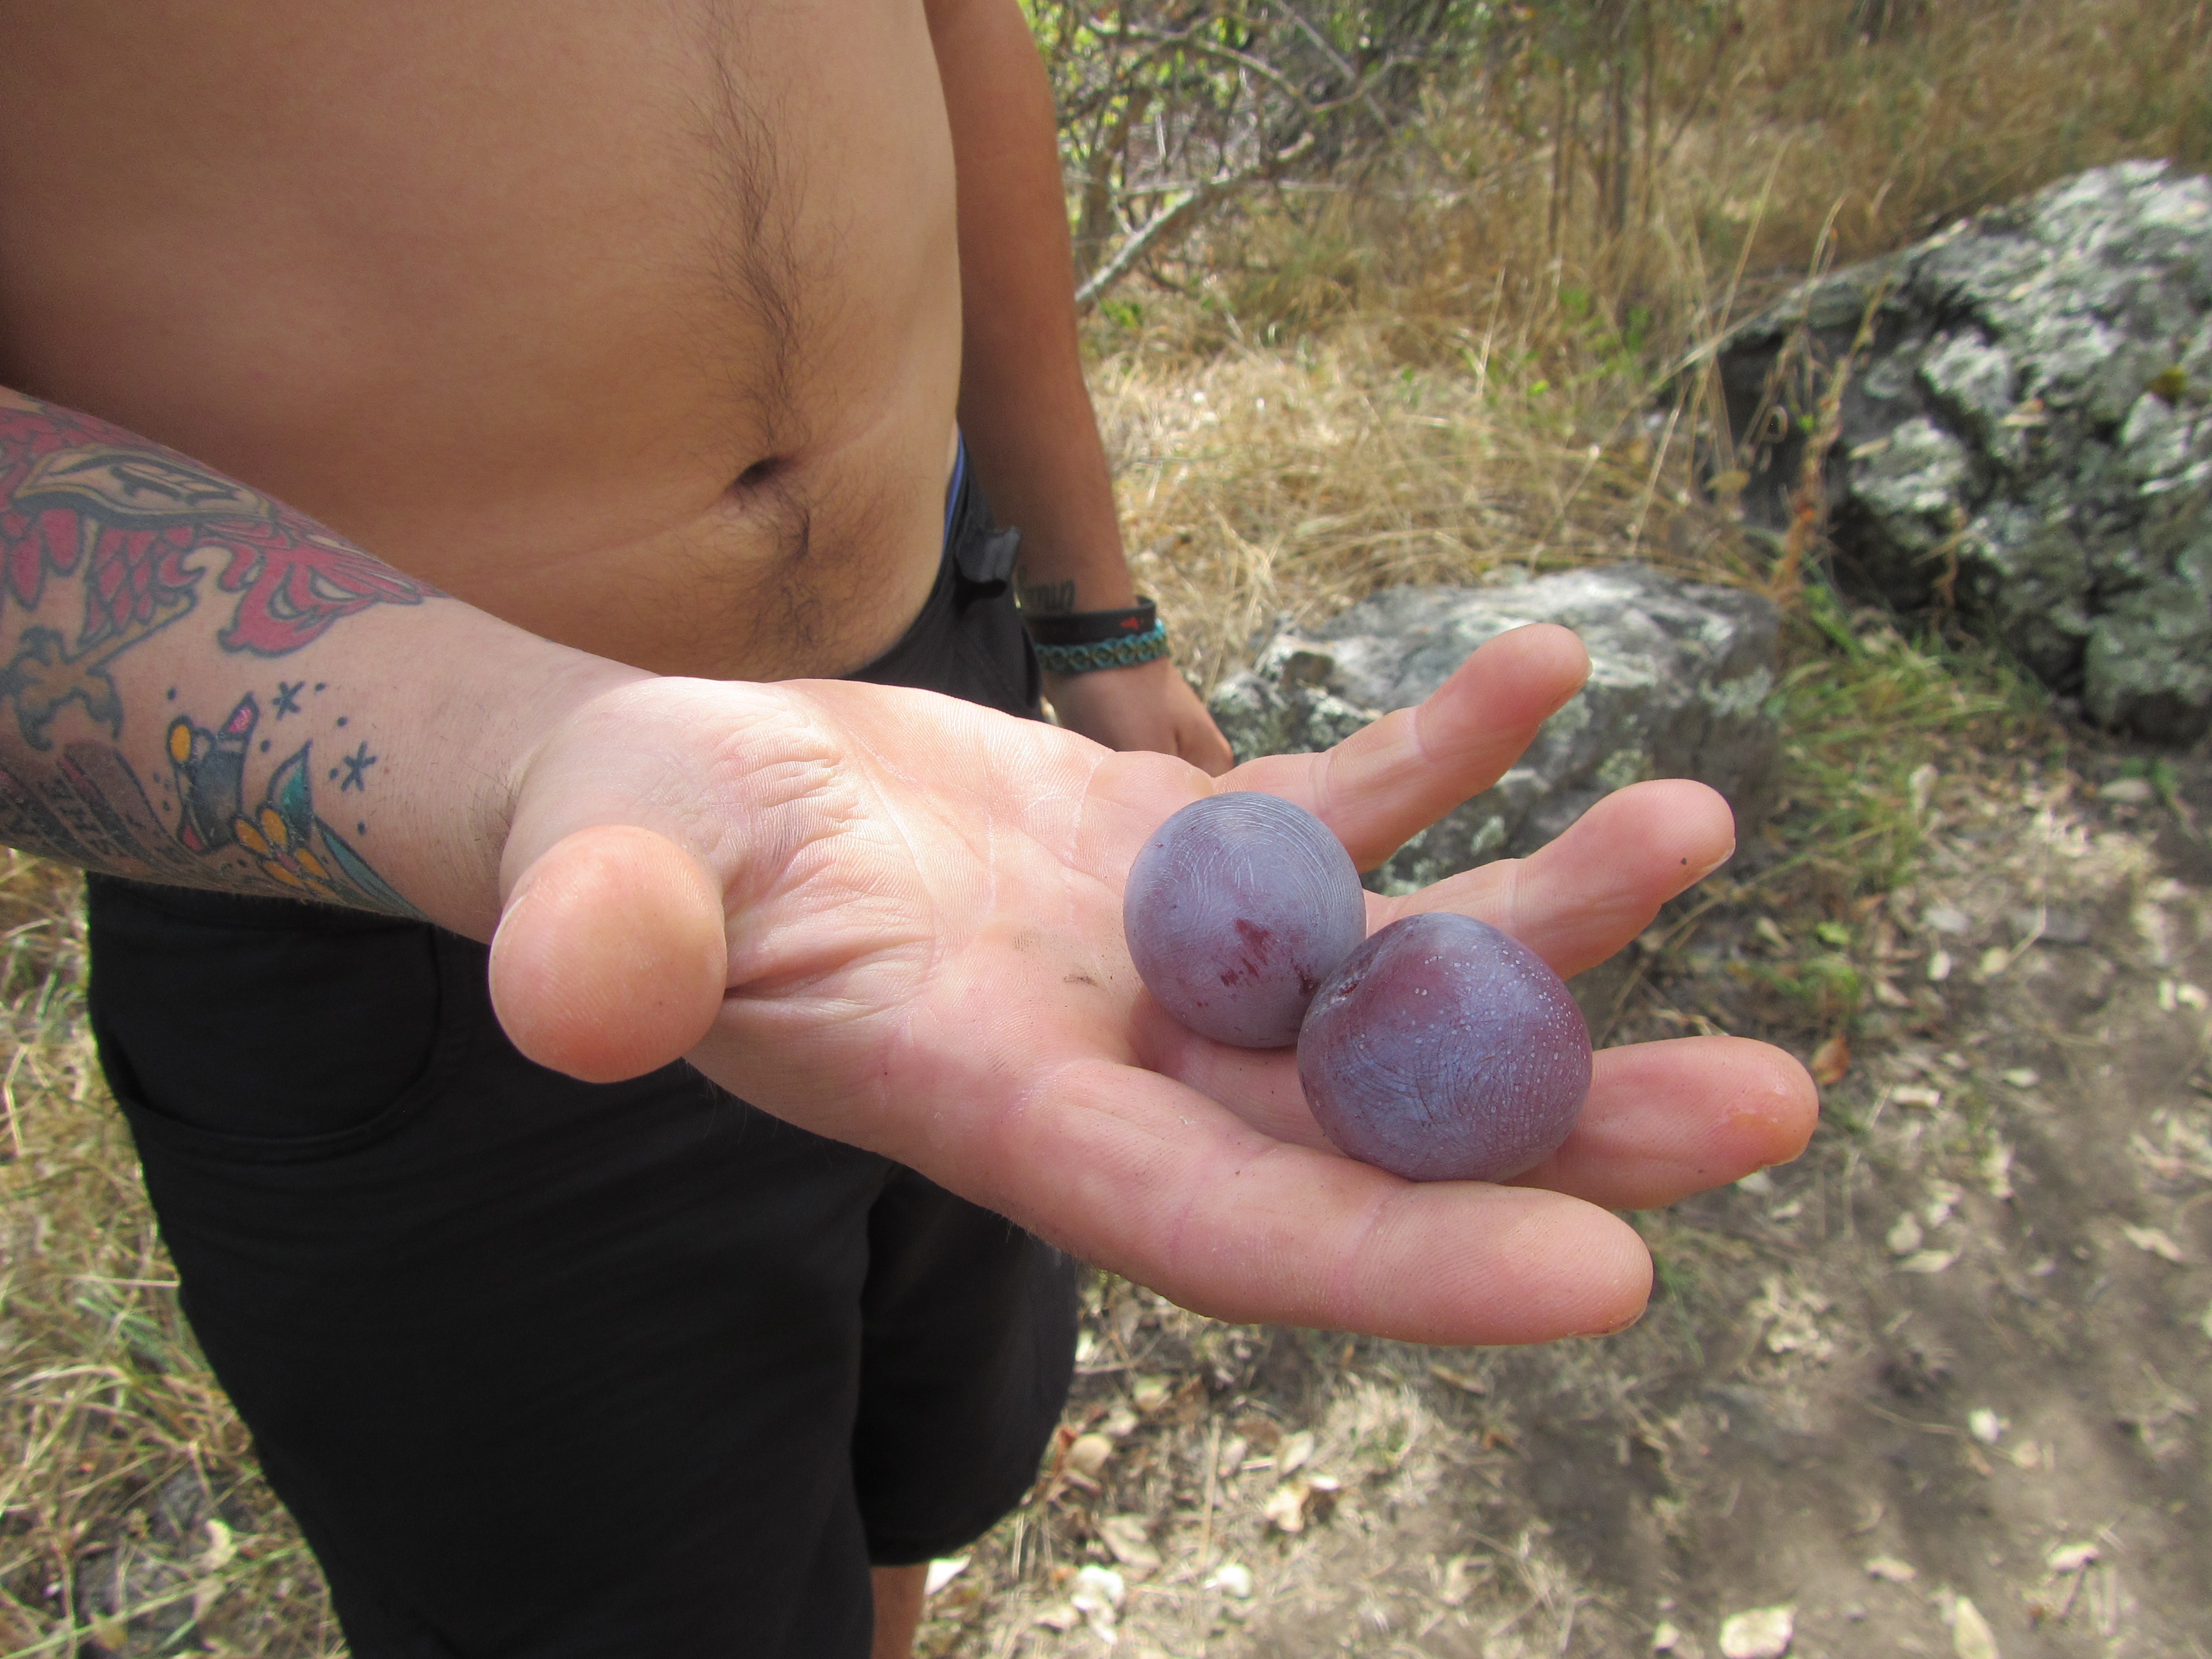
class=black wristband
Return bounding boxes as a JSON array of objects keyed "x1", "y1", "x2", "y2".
[{"x1": 1022, "y1": 598, "x2": 1157, "y2": 647}]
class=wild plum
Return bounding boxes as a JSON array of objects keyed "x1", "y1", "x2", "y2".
[
  {"x1": 1297, "y1": 912, "x2": 1591, "y2": 1182},
  {"x1": 1123, "y1": 792, "x2": 1367, "y2": 1048}
]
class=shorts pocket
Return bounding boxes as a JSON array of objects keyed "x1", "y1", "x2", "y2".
[{"x1": 86, "y1": 880, "x2": 473, "y2": 1160}]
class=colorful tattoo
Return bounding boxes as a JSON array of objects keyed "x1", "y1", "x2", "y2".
[
  {"x1": 0, "y1": 400, "x2": 430, "y2": 749},
  {"x1": 0, "y1": 396, "x2": 430, "y2": 912},
  {"x1": 0, "y1": 690, "x2": 416, "y2": 915}
]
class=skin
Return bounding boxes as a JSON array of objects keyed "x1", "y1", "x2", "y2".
[
  {"x1": 488, "y1": 623, "x2": 1812, "y2": 1345},
  {"x1": 872, "y1": 1565, "x2": 927, "y2": 1659},
  {"x1": 0, "y1": 1, "x2": 1817, "y2": 1647}
]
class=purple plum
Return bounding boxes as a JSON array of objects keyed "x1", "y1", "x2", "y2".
[
  {"x1": 1123, "y1": 791, "x2": 1368, "y2": 1048},
  {"x1": 1297, "y1": 912, "x2": 1592, "y2": 1182}
]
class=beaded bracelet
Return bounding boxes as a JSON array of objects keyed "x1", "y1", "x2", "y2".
[{"x1": 1031, "y1": 620, "x2": 1172, "y2": 675}]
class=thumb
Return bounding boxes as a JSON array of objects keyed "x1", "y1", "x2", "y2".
[{"x1": 487, "y1": 823, "x2": 729, "y2": 1082}]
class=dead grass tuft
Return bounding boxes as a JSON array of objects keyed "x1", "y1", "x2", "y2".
[
  {"x1": 1097, "y1": 327, "x2": 1754, "y2": 695},
  {"x1": 0, "y1": 855, "x2": 338, "y2": 1658}
]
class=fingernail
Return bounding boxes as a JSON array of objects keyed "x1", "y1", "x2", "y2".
[
  {"x1": 1689, "y1": 839, "x2": 1737, "y2": 881},
  {"x1": 1580, "y1": 1303, "x2": 1647, "y2": 1338}
]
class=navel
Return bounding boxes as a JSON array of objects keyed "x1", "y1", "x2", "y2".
[{"x1": 728, "y1": 455, "x2": 791, "y2": 495}]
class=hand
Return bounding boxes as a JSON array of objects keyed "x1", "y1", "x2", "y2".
[
  {"x1": 487, "y1": 624, "x2": 1817, "y2": 1345},
  {"x1": 1045, "y1": 656, "x2": 1235, "y2": 775}
]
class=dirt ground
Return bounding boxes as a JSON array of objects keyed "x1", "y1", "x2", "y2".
[{"x1": 914, "y1": 728, "x2": 2212, "y2": 1659}]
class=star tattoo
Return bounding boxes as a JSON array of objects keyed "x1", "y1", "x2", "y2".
[
  {"x1": 273, "y1": 680, "x2": 305, "y2": 718},
  {"x1": 337, "y1": 740, "x2": 378, "y2": 793}
]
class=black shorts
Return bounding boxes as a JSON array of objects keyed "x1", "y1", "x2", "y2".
[{"x1": 84, "y1": 460, "x2": 1073, "y2": 1658}]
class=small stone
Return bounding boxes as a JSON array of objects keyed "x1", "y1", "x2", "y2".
[
  {"x1": 1652, "y1": 1619, "x2": 1682, "y2": 1652},
  {"x1": 1206, "y1": 1562, "x2": 1254, "y2": 1600},
  {"x1": 2046, "y1": 1542, "x2": 2100, "y2": 1573},
  {"x1": 1865, "y1": 1556, "x2": 1918, "y2": 1583},
  {"x1": 1968, "y1": 1408, "x2": 2006, "y2": 1444},
  {"x1": 1719, "y1": 1604, "x2": 1795, "y2": 1658},
  {"x1": 1887, "y1": 1214, "x2": 1926, "y2": 1256},
  {"x1": 1262, "y1": 1479, "x2": 1320, "y2": 1533},
  {"x1": 2001, "y1": 1068, "x2": 2039, "y2": 1088},
  {"x1": 2099, "y1": 777, "x2": 2155, "y2": 804},
  {"x1": 1071, "y1": 1564, "x2": 1125, "y2": 1620},
  {"x1": 1067, "y1": 1433, "x2": 1114, "y2": 1478},
  {"x1": 1099, "y1": 1515, "x2": 1162, "y2": 1575},
  {"x1": 1899, "y1": 1248, "x2": 1959, "y2": 1274},
  {"x1": 1129, "y1": 1375, "x2": 1173, "y2": 1412}
]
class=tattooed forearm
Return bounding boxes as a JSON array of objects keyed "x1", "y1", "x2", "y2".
[
  {"x1": 0, "y1": 393, "x2": 431, "y2": 911},
  {"x1": 0, "y1": 692, "x2": 416, "y2": 914},
  {"x1": 0, "y1": 397, "x2": 434, "y2": 750}
]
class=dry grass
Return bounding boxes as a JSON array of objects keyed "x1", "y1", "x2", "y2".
[
  {"x1": 1113, "y1": 0, "x2": 2212, "y2": 353},
  {"x1": 0, "y1": 854, "x2": 340, "y2": 1657},
  {"x1": 1096, "y1": 330, "x2": 1755, "y2": 696}
]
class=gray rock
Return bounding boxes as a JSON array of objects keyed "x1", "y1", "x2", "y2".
[
  {"x1": 1718, "y1": 160, "x2": 2212, "y2": 741},
  {"x1": 1207, "y1": 565, "x2": 1782, "y2": 896}
]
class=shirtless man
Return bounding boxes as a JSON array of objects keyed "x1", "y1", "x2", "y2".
[{"x1": 0, "y1": 4, "x2": 1816, "y2": 1655}]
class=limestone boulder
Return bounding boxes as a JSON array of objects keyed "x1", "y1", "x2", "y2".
[
  {"x1": 1717, "y1": 161, "x2": 2212, "y2": 741},
  {"x1": 1208, "y1": 565, "x2": 1782, "y2": 895}
]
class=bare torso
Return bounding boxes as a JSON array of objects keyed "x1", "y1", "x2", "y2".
[{"x1": 0, "y1": 0, "x2": 960, "y2": 681}]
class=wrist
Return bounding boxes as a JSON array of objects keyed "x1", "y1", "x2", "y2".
[
  {"x1": 1024, "y1": 597, "x2": 1171, "y2": 675},
  {"x1": 481, "y1": 656, "x2": 662, "y2": 924}
]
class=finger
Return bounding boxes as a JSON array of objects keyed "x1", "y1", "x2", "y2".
[
  {"x1": 489, "y1": 825, "x2": 729, "y2": 1082},
  {"x1": 1182, "y1": 718, "x2": 1235, "y2": 778},
  {"x1": 976, "y1": 1058, "x2": 1651, "y2": 1344},
  {"x1": 1222, "y1": 624, "x2": 1589, "y2": 869},
  {"x1": 1389, "y1": 778, "x2": 1737, "y2": 978},
  {"x1": 1127, "y1": 992, "x2": 1327, "y2": 1148},
  {"x1": 1147, "y1": 1009, "x2": 1815, "y2": 1211},
  {"x1": 1514, "y1": 1036, "x2": 1819, "y2": 1209}
]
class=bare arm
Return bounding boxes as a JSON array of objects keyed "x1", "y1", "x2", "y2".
[
  {"x1": 924, "y1": 0, "x2": 1232, "y2": 771},
  {"x1": 0, "y1": 387, "x2": 639, "y2": 936},
  {"x1": 0, "y1": 389, "x2": 1815, "y2": 1345}
]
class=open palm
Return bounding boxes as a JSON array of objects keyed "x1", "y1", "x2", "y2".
[{"x1": 490, "y1": 623, "x2": 1816, "y2": 1346}]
